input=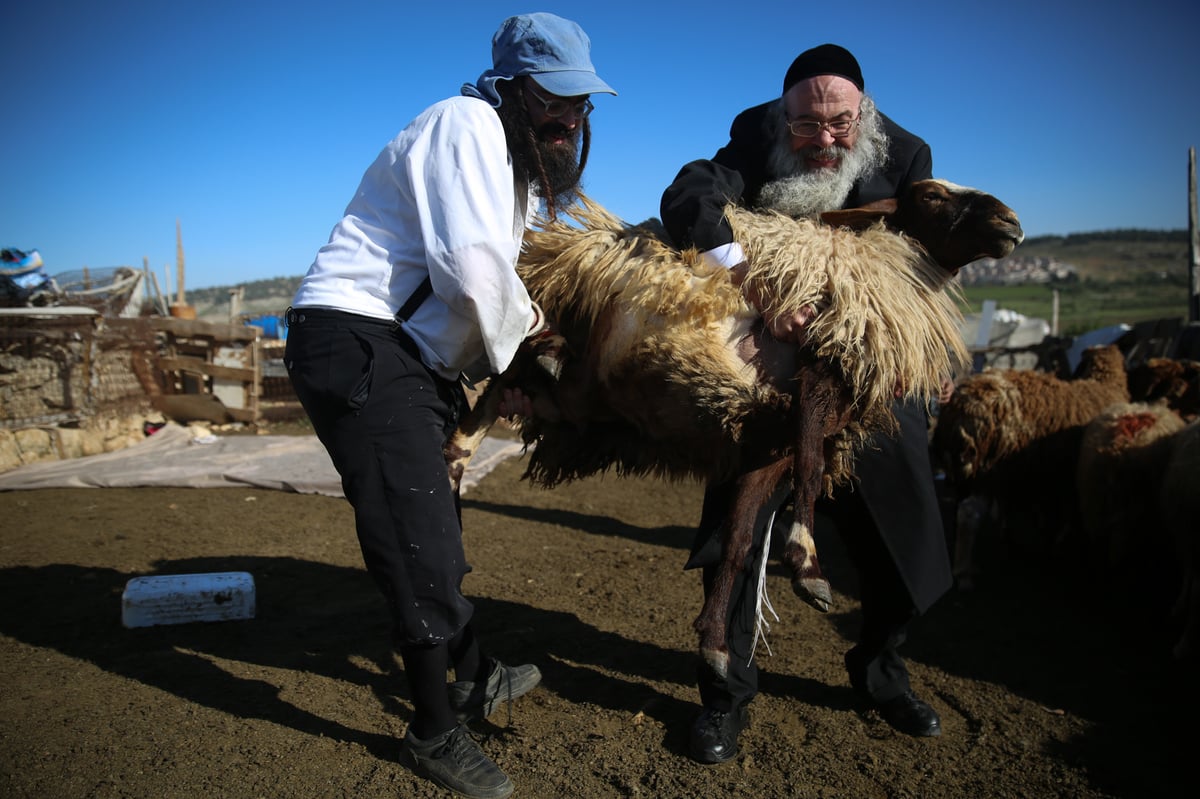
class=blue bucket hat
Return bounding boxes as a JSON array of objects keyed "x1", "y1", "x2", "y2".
[{"x1": 462, "y1": 13, "x2": 617, "y2": 107}]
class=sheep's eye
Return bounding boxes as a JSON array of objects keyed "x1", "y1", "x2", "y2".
[{"x1": 922, "y1": 192, "x2": 945, "y2": 204}]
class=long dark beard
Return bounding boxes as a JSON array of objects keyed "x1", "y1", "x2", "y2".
[{"x1": 495, "y1": 79, "x2": 590, "y2": 219}]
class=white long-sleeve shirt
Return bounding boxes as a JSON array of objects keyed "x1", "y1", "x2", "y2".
[{"x1": 292, "y1": 95, "x2": 535, "y2": 380}]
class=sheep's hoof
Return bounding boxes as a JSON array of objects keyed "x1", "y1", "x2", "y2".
[
  {"x1": 536, "y1": 353, "x2": 564, "y2": 379},
  {"x1": 792, "y1": 577, "x2": 833, "y2": 613},
  {"x1": 700, "y1": 647, "x2": 729, "y2": 679}
]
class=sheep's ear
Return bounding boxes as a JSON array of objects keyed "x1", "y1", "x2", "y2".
[{"x1": 820, "y1": 198, "x2": 897, "y2": 231}]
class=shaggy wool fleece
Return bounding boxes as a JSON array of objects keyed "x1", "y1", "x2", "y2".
[{"x1": 516, "y1": 197, "x2": 967, "y2": 487}]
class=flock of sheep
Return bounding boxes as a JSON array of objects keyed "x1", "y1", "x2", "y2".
[{"x1": 932, "y1": 344, "x2": 1200, "y2": 661}]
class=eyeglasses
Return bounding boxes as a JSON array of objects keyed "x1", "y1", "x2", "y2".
[
  {"x1": 526, "y1": 84, "x2": 594, "y2": 119},
  {"x1": 785, "y1": 116, "x2": 859, "y2": 138}
]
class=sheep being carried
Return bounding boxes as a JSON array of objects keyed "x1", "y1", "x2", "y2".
[{"x1": 448, "y1": 178, "x2": 1023, "y2": 676}]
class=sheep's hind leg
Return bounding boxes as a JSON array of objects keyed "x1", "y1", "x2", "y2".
[
  {"x1": 694, "y1": 522, "x2": 758, "y2": 678},
  {"x1": 693, "y1": 462, "x2": 789, "y2": 679},
  {"x1": 693, "y1": 565, "x2": 735, "y2": 679}
]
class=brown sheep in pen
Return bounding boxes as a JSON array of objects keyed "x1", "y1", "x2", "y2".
[
  {"x1": 1127, "y1": 356, "x2": 1200, "y2": 420},
  {"x1": 931, "y1": 344, "x2": 1130, "y2": 587},
  {"x1": 1075, "y1": 401, "x2": 1186, "y2": 574},
  {"x1": 448, "y1": 179, "x2": 1022, "y2": 676},
  {"x1": 1076, "y1": 405, "x2": 1200, "y2": 661}
]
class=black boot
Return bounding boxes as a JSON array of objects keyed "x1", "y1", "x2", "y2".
[
  {"x1": 688, "y1": 705, "x2": 749, "y2": 764},
  {"x1": 874, "y1": 690, "x2": 941, "y2": 737}
]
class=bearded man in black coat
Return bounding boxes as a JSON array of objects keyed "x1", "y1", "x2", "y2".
[{"x1": 660, "y1": 43, "x2": 951, "y2": 764}]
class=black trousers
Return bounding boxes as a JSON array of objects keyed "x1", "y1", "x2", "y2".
[
  {"x1": 689, "y1": 471, "x2": 919, "y2": 712},
  {"x1": 284, "y1": 308, "x2": 473, "y2": 646}
]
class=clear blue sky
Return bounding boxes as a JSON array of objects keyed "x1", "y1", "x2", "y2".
[{"x1": 4, "y1": 0, "x2": 1197, "y2": 291}]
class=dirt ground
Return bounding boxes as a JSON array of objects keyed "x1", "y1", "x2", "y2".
[{"x1": 0, "y1": 429, "x2": 1193, "y2": 799}]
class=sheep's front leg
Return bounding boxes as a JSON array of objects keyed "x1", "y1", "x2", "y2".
[
  {"x1": 780, "y1": 367, "x2": 846, "y2": 613},
  {"x1": 783, "y1": 513, "x2": 832, "y2": 612},
  {"x1": 781, "y1": 432, "x2": 832, "y2": 613},
  {"x1": 694, "y1": 460, "x2": 790, "y2": 679},
  {"x1": 444, "y1": 378, "x2": 504, "y2": 495},
  {"x1": 444, "y1": 330, "x2": 568, "y2": 494}
]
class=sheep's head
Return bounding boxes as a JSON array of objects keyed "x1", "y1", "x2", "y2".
[
  {"x1": 821, "y1": 178, "x2": 1024, "y2": 273},
  {"x1": 1076, "y1": 343, "x2": 1127, "y2": 381}
]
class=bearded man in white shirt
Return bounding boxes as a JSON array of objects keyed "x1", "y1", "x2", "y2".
[{"x1": 284, "y1": 14, "x2": 615, "y2": 799}]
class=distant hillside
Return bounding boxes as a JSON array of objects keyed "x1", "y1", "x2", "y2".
[
  {"x1": 187, "y1": 228, "x2": 1193, "y2": 322},
  {"x1": 1002, "y1": 229, "x2": 1189, "y2": 281},
  {"x1": 188, "y1": 275, "x2": 302, "y2": 321}
]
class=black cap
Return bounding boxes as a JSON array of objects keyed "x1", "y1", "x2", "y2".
[{"x1": 782, "y1": 44, "x2": 864, "y2": 94}]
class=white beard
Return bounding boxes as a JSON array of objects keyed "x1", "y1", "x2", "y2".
[
  {"x1": 756, "y1": 98, "x2": 889, "y2": 217},
  {"x1": 757, "y1": 165, "x2": 858, "y2": 217}
]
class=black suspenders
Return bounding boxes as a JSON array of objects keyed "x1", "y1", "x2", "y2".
[{"x1": 394, "y1": 275, "x2": 432, "y2": 325}]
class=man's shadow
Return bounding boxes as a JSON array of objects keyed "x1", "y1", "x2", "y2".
[{"x1": 0, "y1": 548, "x2": 716, "y2": 760}]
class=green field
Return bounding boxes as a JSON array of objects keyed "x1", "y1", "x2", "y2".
[
  {"x1": 958, "y1": 275, "x2": 1193, "y2": 336},
  {"x1": 956, "y1": 229, "x2": 1195, "y2": 335}
]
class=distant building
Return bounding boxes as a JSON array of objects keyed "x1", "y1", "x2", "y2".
[{"x1": 957, "y1": 255, "x2": 1079, "y2": 286}]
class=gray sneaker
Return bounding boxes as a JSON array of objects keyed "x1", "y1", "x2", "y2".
[
  {"x1": 449, "y1": 659, "x2": 542, "y2": 723},
  {"x1": 398, "y1": 724, "x2": 513, "y2": 799}
]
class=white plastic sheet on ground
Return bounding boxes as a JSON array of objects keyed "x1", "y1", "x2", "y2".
[{"x1": 0, "y1": 423, "x2": 523, "y2": 497}]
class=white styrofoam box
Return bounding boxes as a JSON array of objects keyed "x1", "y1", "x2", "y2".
[{"x1": 122, "y1": 571, "x2": 256, "y2": 628}]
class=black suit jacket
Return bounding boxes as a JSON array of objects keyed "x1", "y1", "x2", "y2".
[{"x1": 660, "y1": 99, "x2": 950, "y2": 614}]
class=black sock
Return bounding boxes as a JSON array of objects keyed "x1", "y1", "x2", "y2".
[
  {"x1": 400, "y1": 643, "x2": 456, "y2": 739},
  {"x1": 448, "y1": 624, "x2": 486, "y2": 682}
]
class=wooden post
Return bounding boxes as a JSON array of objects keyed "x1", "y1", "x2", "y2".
[
  {"x1": 176, "y1": 218, "x2": 186, "y2": 306},
  {"x1": 1188, "y1": 147, "x2": 1199, "y2": 323},
  {"x1": 169, "y1": 219, "x2": 196, "y2": 319},
  {"x1": 148, "y1": 270, "x2": 168, "y2": 316},
  {"x1": 228, "y1": 286, "x2": 244, "y2": 321}
]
